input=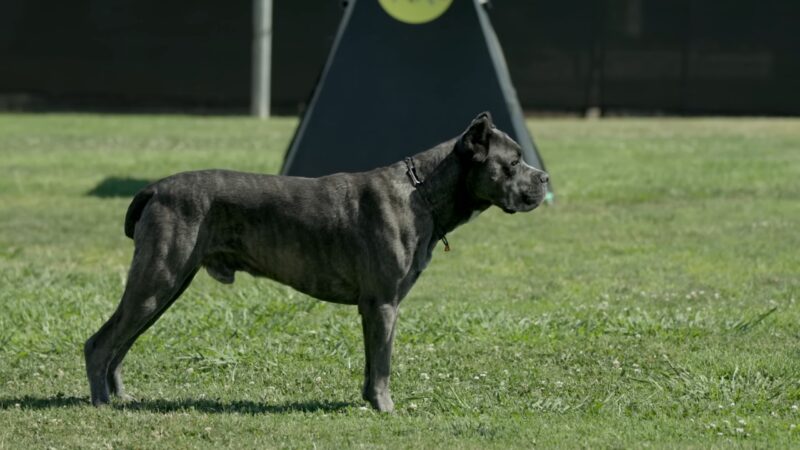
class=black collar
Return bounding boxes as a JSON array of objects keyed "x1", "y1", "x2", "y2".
[{"x1": 404, "y1": 157, "x2": 450, "y2": 252}]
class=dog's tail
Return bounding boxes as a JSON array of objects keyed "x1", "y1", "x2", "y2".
[{"x1": 124, "y1": 187, "x2": 155, "y2": 239}]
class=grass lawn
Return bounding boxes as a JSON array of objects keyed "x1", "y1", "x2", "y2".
[{"x1": 0, "y1": 114, "x2": 799, "y2": 448}]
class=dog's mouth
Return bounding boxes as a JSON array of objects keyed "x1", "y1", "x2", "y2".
[
  {"x1": 501, "y1": 200, "x2": 540, "y2": 214},
  {"x1": 500, "y1": 188, "x2": 545, "y2": 214},
  {"x1": 520, "y1": 191, "x2": 545, "y2": 211}
]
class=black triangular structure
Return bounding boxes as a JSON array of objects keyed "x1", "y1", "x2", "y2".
[{"x1": 281, "y1": 0, "x2": 549, "y2": 193}]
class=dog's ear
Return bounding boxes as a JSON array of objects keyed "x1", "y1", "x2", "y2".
[{"x1": 458, "y1": 112, "x2": 493, "y2": 162}]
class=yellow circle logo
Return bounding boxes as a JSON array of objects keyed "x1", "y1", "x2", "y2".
[{"x1": 378, "y1": 0, "x2": 454, "y2": 24}]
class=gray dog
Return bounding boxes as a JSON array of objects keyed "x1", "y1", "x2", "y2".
[{"x1": 84, "y1": 112, "x2": 549, "y2": 412}]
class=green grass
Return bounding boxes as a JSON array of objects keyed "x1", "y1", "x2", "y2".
[{"x1": 1, "y1": 114, "x2": 799, "y2": 448}]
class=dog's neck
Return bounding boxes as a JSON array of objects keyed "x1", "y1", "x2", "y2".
[{"x1": 408, "y1": 140, "x2": 490, "y2": 238}]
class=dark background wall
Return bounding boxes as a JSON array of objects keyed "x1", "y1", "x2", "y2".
[{"x1": 1, "y1": 0, "x2": 798, "y2": 115}]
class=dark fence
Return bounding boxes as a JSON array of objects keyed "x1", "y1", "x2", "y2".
[{"x1": 1, "y1": 0, "x2": 798, "y2": 115}]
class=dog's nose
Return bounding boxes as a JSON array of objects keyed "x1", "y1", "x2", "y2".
[{"x1": 537, "y1": 172, "x2": 549, "y2": 184}]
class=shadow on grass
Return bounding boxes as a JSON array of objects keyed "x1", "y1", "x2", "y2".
[
  {"x1": 0, "y1": 395, "x2": 355, "y2": 415},
  {"x1": 117, "y1": 398, "x2": 355, "y2": 414},
  {"x1": 0, "y1": 395, "x2": 86, "y2": 409},
  {"x1": 87, "y1": 177, "x2": 152, "y2": 198}
]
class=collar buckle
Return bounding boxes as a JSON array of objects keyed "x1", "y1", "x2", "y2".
[{"x1": 404, "y1": 157, "x2": 422, "y2": 186}]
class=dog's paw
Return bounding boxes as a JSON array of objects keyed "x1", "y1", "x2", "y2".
[
  {"x1": 367, "y1": 393, "x2": 394, "y2": 413},
  {"x1": 116, "y1": 393, "x2": 135, "y2": 403},
  {"x1": 90, "y1": 396, "x2": 111, "y2": 407}
]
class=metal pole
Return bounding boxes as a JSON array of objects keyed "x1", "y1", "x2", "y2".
[{"x1": 252, "y1": 0, "x2": 272, "y2": 118}]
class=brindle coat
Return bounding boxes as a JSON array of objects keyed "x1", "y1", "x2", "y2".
[{"x1": 84, "y1": 112, "x2": 549, "y2": 412}]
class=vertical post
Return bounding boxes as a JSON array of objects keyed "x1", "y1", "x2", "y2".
[
  {"x1": 252, "y1": 0, "x2": 272, "y2": 118},
  {"x1": 584, "y1": 0, "x2": 605, "y2": 118}
]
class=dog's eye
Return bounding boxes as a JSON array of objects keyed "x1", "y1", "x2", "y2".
[{"x1": 511, "y1": 160, "x2": 520, "y2": 166}]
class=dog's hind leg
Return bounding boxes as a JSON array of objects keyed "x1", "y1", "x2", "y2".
[
  {"x1": 85, "y1": 216, "x2": 202, "y2": 406},
  {"x1": 104, "y1": 268, "x2": 198, "y2": 401}
]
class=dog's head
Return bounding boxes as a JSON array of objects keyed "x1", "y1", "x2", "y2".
[{"x1": 457, "y1": 112, "x2": 549, "y2": 214}]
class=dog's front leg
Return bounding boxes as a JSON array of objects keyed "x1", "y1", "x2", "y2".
[{"x1": 359, "y1": 301, "x2": 398, "y2": 412}]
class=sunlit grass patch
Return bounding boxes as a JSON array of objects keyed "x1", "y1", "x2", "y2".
[{"x1": 1, "y1": 114, "x2": 799, "y2": 448}]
